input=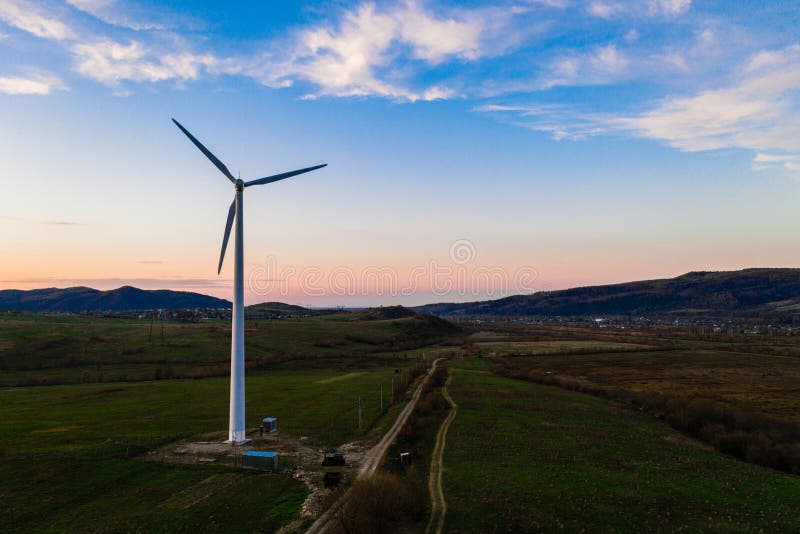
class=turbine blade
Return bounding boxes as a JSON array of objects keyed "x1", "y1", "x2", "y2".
[
  {"x1": 245, "y1": 164, "x2": 327, "y2": 187},
  {"x1": 218, "y1": 198, "x2": 236, "y2": 275},
  {"x1": 172, "y1": 118, "x2": 236, "y2": 184}
]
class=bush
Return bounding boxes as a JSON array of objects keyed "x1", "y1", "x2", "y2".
[
  {"x1": 331, "y1": 473, "x2": 425, "y2": 534},
  {"x1": 398, "y1": 420, "x2": 418, "y2": 443}
]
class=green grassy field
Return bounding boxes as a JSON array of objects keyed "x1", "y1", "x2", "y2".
[
  {"x1": 0, "y1": 363, "x2": 422, "y2": 532},
  {"x1": 1, "y1": 457, "x2": 307, "y2": 533},
  {"x1": 5, "y1": 312, "x2": 800, "y2": 532},
  {"x1": 0, "y1": 312, "x2": 454, "y2": 386},
  {"x1": 441, "y1": 368, "x2": 800, "y2": 532},
  {"x1": 0, "y1": 310, "x2": 459, "y2": 532},
  {"x1": 1, "y1": 367, "x2": 410, "y2": 454}
]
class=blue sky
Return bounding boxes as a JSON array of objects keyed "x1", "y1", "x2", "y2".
[{"x1": 1, "y1": 0, "x2": 799, "y2": 305}]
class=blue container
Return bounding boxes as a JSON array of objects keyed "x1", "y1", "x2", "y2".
[{"x1": 243, "y1": 450, "x2": 279, "y2": 471}]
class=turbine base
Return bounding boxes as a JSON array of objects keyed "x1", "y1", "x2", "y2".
[{"x1": 224, "y1": 438, "x2": 252, "y2": 446}]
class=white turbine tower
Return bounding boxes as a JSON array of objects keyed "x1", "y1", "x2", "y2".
[{"x1": 173, "y1": 118, "x2": 326, "y2": 444}]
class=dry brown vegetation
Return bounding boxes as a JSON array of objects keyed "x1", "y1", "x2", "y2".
[
  {"x1": 493, "y1": 355, "x2": 800, "y2": 475},
  {"x1": 328, "y1": 472, "x2": 425, "y2": 534}
]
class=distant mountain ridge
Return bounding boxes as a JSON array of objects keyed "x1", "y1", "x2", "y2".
[
  {"x1": 415, "y1": 269, "x2": 800, "y2": 319},
  {"x1": 0, "y1": 286, "x2": 230, "y2": 312}
]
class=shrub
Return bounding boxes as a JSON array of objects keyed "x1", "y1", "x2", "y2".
[{"x1": 331, "y1": 473, "x2": 425, "y2": 534}]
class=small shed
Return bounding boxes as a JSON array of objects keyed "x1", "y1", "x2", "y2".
[
  {"x1": 262, "y1": 417, "x2": 278, "y2": 433},
  {"x1": 243, "y1": 450, "x2": 279, "y2": 471}
]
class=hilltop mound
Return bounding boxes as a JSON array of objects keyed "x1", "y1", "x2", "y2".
[
  {"x1": 347, "y1": 306, "x2": 461, "y2": 346},
  {"x1": 247, "y1": 301, "x2": 308, "y2": 313},
  {"x1": 349, "y1": 305, "x2": 418, "y2": 321},
  {"x1": 245, "y1": 301, "x2": 315, "y2": 319},
  {"x1": 405, "y1": 313, "x2": 462, "y2": 335}
]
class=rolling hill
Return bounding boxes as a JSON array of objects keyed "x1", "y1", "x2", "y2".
[
  {"x1": 0, "y1": 286, "x2": 230, "y2": 313},
  {"x1": 348, "y1": 305, "x2": 418, "y2": 321},
  {"x1": 244, "y1": 301, "x2": 327, "y2": 319},
  {"x1": 415, "y1": 269, "x2": 800, "y2": 319}
]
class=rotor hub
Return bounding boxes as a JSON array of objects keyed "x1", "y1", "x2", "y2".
[{"x1": 235, "y1": 178, "x2": 244, "y2": 190}]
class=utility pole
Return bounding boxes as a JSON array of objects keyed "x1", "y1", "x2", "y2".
[
  {"x1": 149, "y1": 311, "x2": 165, "y2": 344},
  {"x1": 357, "y1": 397, "x2": 363, "y2": 430},
  {"x1": 380, "y1": 384, "x2": 383, "y2": 412}
]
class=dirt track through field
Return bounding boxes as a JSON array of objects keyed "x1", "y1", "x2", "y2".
[
  {"x1": 426, "y1": 370, "x2": 458, "y2": 534},
  {"x1": 305, "y1": 358, "x2": 444, "y2": 534}
]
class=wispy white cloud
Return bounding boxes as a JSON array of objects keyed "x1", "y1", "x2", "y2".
[
  {"x1": 397, "y1": 2, "x2": 484, "y2": 62},
  {"x1": 587, "y1": 0, "x2": 691, "y2": 19},
  {"x1": 0, "y1": 0, "x2": 790, "y2": 181},
  {"x1": 64, "y1": 0, "x2": 190, "y2": 31},
  {"x1": 785, "y1": 161, "x2": 800, "y2": 175},
  {"x1": 612, "y1": 44, "x2": 800, "y2": 152},
  {"x1": 269, "y1": 2, "x2": 413, "y2": 100},
  {"x1": 0, "y1": 0, "x2": 705, "y2": 102},
  {"x1": 252, "y1": 1, "x2": 525, "y2": 101},
  {"x1": 0, "y1": 73, "x2": 66, "y2": 94},
  {"x1": 0, "y1": 0, "x2": 214, "y2": 89},
  {"x1": 3, "y1": 0, "x2": 505, "y2": 98},
  {"x1": 540, "y1": 44, "x2": 629, "y2": 88},
  {"x1": 751, "y1": 152, "x2": 800, "y2": 178},
  {"x1": 475, "y1": 103, "x2": 609, "y2": 140},
  {"x1": 753, "y1": 153, "x2": 799, "y2": 163},
  {"x1": 527, "y1": 0, "x2": 568, "y2": 7},
  {"x1": 648, "y1": 0, "x2": 691, "y2": 17},
  {"x1": 64, "y1": 0, "x2": 116, "y2": 21},
  {"x1": 71, "y1": 39, "x2": 218, "y2": 84},
  {"x1": 0, "y1": 0, "x2": 74, "y2": 39},
  {"x1": 485, "y1": 25, "x2": 721, "y2": 96},
  {"x1": 43, "y1": 220, "x2": 81, "y2": 225},
  {"x1": 479, "y1": 43, "x2": 800, "y2": 159},
  {"x1": 587, "y1": 2, "x2": 616, "y2": 19},
  {"x1": 472, "y1": 103, "x2": 534, "y2": 113},
  {"x1": 529, "y1": 21, "x2": 747, "y2": 96}
]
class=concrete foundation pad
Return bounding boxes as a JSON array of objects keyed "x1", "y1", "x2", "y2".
[{"x1": 224, "y1": 438, "x2": 252, "y2": 445}]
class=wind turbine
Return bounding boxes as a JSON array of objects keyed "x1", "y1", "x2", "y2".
[{"x1": 172, "y1": 118, "x2": 326, "y2": 444}]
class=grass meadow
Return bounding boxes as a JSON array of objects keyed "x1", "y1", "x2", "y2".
[
  {"x1": 0, "y1": 312, "x2": 451, "y2": 386},
  {"x1": 4, "y1": 313, "x2": 800, "y2": 532},
  {"x1": 442, "y1": 368, "x2": 800, "y2": 532},
  {"x1": 0, "y1": 311, "x2": 443, "y2": 534}
]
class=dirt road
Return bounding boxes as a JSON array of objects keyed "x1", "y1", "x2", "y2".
[
  {"x1": 305, "y1": 358, "x2": 444, "y2": 534},
  {"x1": 425, "y1": 370, "x2": 458, "y2": 534}
]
